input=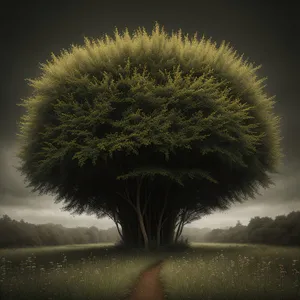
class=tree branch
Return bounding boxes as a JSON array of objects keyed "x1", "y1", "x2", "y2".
[
  {"x1": 175, "y1": 207, "x2": 187, "y2": 242},
  {"x1": 142, "y1": 185, "x2": 151, "y2": 216},
  {"x1": 116, "y1": 182, "x2": 138, "y2": 213}
]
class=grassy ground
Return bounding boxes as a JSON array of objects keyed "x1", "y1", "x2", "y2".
[
  {"x1": 1, "y1": 242, "x2": 300, "y2": 300},
  {"x1": 160, "y1": 242, "x2": 300, "y2": 300},
  {"x1": 0, "y1": 243, "x2": 167, "y2": 300}
]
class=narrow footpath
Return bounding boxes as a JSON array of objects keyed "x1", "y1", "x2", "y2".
[{"x1": 128, "y1": 260, "x2": 166, "y2": 300}]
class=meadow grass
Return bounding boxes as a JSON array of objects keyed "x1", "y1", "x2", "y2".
[
  {"x1": 1, "y1": 242, "x2": 300, "y2": 300},
  {"x1": 0, "y1": 243, "x2": 167, "y2": 300},
  {"x1": 160, "y1": 242, "x2": 300, "y2": 300}
]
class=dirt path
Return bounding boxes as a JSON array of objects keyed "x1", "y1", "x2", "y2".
[{"x1": 128, "y1": 260, "x2": 166, "y2": 300}]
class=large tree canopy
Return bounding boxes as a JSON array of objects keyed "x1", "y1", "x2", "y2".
[{"x1": 17, "y1": 23, "x2": 282, "y2": 249}]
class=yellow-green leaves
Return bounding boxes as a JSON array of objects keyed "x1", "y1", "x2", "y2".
[{"x1": 16, "y1": 22, "x2": 282, "y2": 210}]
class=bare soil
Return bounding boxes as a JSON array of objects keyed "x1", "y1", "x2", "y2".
[{"x1": 128, "y1": 260, "x2": 166, "y2": 300}]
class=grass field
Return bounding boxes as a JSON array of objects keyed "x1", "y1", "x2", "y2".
[
  {"x1": 0, "y1": 243, "x2": 168, "y2": 300},
  {"x1": 0, "y1": 242, "x2": 300, "y2": 300},
  {"x1": 161, "y1": 243, "x2": 300, "y2": 300}
]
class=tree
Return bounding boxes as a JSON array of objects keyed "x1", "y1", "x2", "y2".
[
  {"x1": 16, "y1": 23, "x2": 282, "y2": 250},
  {"x1": 236, "y1": 220, "x2": 242, "y2": 227}
]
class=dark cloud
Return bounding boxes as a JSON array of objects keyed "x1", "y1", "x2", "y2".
[{"x1": 0, "y1": 146, "x2": 32, "y2": 200}]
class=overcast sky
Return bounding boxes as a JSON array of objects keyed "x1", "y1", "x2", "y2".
[{"x1": 0, "y1": 1, "x2": 299, "y2": 230}]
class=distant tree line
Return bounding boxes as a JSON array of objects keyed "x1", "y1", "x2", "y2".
[
  {"x1": 202, "y1": 211, "x2": 300, "y2": 246},
  {"x1": 0, "y1": 215, "x2": 120, "y2": 248},
  {"x1": 1, "y1": 210, "x2": 299, "y2": 248}
]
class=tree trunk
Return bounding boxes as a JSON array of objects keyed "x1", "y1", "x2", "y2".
[
  {"x1": 160, "y1": 210, "x2": 177, "y2": 245},
  {"x1": 115, "y1": 221, "x2": 123, "y2": 240},
  {"x1": 156, "y1": 186, "x2": 169, "y2": 248},
  {"x1": 118, "y1": 210, "x2": 180, "y2": 248},
  {"x1": 115, "y1": 181, "x2": 182, "y2": 249},
  {"x1": 175, "y1": 210, "x2": 187, "y2": 243},
  {"x1": 136, "y1": 178, "x2": 149, "y2": 250}
]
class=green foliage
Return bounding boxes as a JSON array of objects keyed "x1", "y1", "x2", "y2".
[
  {"x1": 116, "y1": 167, "x2": 218, "y2": 186},
  {"x1": 0, "y1": 214, "x2": 119, "y2": 248},
  {"x1": 16, "y1": 22, "x2": 282, "y2": 217},
  {"x1": 205, "y1": 211, "x2": 300, "y2": 246}
]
